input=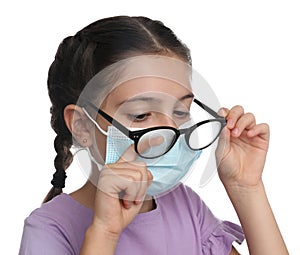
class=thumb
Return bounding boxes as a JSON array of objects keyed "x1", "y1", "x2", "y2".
[
  {"x1": 215, "y1": 107, "x2": 230, "y2": 161},
  {"x1": 215, "y1": 126, "x2": 230, "y2": 163}
]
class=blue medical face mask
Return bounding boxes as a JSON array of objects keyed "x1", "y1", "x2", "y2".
[{"x1": 105, "y1": 125, "x2": 202, "y2": 196}]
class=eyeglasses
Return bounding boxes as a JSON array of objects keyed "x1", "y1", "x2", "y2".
[{"x1": 82, "y1": 98, "x2": 226, "y2": 159}]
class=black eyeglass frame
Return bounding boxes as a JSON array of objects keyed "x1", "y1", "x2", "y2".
[{"x1": 82, "y1": 98, "x2": 227, "y2": 159}]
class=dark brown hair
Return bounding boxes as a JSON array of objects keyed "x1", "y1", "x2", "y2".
[{"x1": 44, "y1": 16, "x2": 191, "y2": 203}]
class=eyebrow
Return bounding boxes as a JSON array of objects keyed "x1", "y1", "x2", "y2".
[
  {"x1": 118, "y1": 93, "x2": 194, "y2": 106},
  {"x1": 180, "y1": 93, "x2": 194, "y2": 101}
]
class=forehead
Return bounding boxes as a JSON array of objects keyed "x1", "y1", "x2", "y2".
[
  {"x1": 105, "y1": 77, "x2": 193, "y2": 106},
  {"x1": 80, "y1": 55, "x2": 193, "y2": 107}
]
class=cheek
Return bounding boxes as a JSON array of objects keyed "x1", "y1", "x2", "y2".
[
  {"x1": 93, "y1": 129, "x2": 107, "y2": 164},
  {"x1": 91, "y1": 115, "x2": 110, "y2": 164}
]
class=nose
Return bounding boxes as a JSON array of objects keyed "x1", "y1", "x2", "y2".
[{"x1": 158, "y1": 113, "x2": 177, "y2": 128}]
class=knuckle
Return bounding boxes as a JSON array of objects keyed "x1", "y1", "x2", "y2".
[
  {"x1": 247, "y1": 112, "x2": 254, "y2": 118},
  {"x1": 103, "y1": 163, "x2": 115, "y2": 170},
  {"x1": 245, "y1": 112, "x2": 255, "y2": 121},
  {"x1": 99, "y1": 167, "x2": 110, "y2": 176},
  {"x1": 98, "y1": 173, "x2": 111, "y2": 186},
  {"x1": 134, "y1": 169, "x2": 143, "y2": 180},
  {"x1": 263, "y1": 123, "x2": 270, "y2": 130},
  {"x1": 234, "y1": 105, "x2": 244, "y2": 113},
  {"x1": 126, "y1": 175, "x2": 136, "y2": 182},
  {"x1": 134, "y1": 161, "x2": 148, "y2": 173},
  {"x1": 135, "y1": 161, "x2": 147, "y2": 167}
]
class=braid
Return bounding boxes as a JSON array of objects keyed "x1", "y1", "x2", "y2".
[
  {"x1": 43, "y1": 134, "x2": 72, "y2": 203},
  {"x1": 43, "y1": 36, "x2": 82, "y2": 203}
]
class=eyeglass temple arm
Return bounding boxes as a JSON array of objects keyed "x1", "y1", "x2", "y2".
[
  {"x1": 82, "y1": 101, "x2": 131, "y2": 137},
  {"x1": 193, "y1": 98, "x2": 225, "y2": 119}
]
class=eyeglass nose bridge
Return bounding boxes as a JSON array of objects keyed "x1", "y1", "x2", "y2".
[{"x1": 179, "y1": 126, "x2": 199, "y2": 151}]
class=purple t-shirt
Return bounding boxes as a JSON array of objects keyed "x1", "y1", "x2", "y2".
[{"x1": 19, "y1": 184, "x2": 244, "y2": 255}]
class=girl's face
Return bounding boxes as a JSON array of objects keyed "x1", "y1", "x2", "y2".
[{"x1": 92, "y1": 76, "x2": 194, "y2": 163}]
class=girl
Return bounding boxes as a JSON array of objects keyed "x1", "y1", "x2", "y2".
[{"x1": 19, "y1": 16, "x2": 288, "y2": 254}]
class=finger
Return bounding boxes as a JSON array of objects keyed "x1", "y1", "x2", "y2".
[
  {"x1": 114, "y1": 162, "x2": 149, "y2": 205},
  {"x1": 117, "y1": 144, "x2": 138, "y2": 163},
  {"x1": 107, "y1": 161, "x2": 147, "y2": 171},
  {"x1": 122, "y1": 198, "x2": 134, "y2": 209},
  {"x1": 118, "y1": 174, "x2": 140, "y2": 209},
  {"x1": 123, "y1": 168, "x2": 153, "y2": 206},
  {"x1": 215, "y1": 125, "x2": 230, "y2": 162},
  {"x1": 104, "y1": 163, "x2": 150, "y2": 205},
  {"x1": 103, "y1": 171, "x2": 141, "y2": 209},
  {"x1": 109, "y1": 166, "x2": 144, "y2": 182},
  {"x1": 117, "y1": 134, "x2": 164, "y2": 163},
  {"x1": 118, "y1": 172, "x2": 151, "y2": 209},
  {"x1": 108, "y1": 160, "x2": 150, "y2": 183},
  {"x1": 99, "y1": 167, "x2": 142, "y2": 191},
  {"x1": 226, "y1": 105, "x2": 244, "y2": 129},
  {"x1": 147, "y1": 170, "x2": 153, "y2": 183},
  {"x1": 247, "y1": 123, "x2": 270, "y2": 140},
  {"x1": 133, "y1": 162, "x2": 150, "y2": 204},
  {"x1": 231, "y1": 112, "x2": 256, "y2": 137},
  {"x1": 97, "y1": 170, "x2": 136, "y2": 200},
  {"x1": 129, "y1": 171, "x2": 153, "y2": 206},
  {"x1": 217, "y1": 107, "x2": 229, "y2": 118}
]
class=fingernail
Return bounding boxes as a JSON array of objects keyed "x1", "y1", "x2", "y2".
[
  {"x1": 232, "y1": 128, "x2": 239, "y2": 136},
  {"x1": 147, "y1": 170, "x2": 153, "y2": 180},
  {"x1": 247, "y1": 130, "x2": 254, "y2": 137},
  {"x1": 134, "y1": 200, "x2": 141, "y2": 205},
  {"x1": 218, "y1": 108, "x2": 225, "y2": 116},
  {"x1": 227, "y1": 119, "x2": 234, "y2": 129}
]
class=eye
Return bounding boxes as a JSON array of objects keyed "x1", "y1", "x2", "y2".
[
  {"x1": 173, "y1": 110, "x2": 190, "y2": 119},
  {"x1": 127, "y1": 113, "x2": 151, "y2": 122}
]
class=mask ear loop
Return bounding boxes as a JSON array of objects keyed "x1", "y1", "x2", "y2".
[
  {"x1": 72, "y1": 146, "x2": 103, "y2": 171},
  {"x1": 82, "y1": 107, "x2": 108, "y2": 136},
  {"x1": 78, "y1": 107, "x2": 106, "y2": 170}
]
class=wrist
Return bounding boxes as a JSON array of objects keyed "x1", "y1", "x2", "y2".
[
  {"x1": 220, "y1": 172, "x2": 264, "y2": 193},
  {"x1": 222, "y1": 179, "x2": 266, "y2": 202},
  {"x1": 87, "y1": 220, "x2": 121, "y2": 244},
  {"x1": 80, "y1": 222, "x2": 120, "y2": 255}
]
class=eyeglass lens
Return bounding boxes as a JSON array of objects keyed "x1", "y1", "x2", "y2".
[
  {"x1": 137, "y1": 129, "x2": 177, "y2": 158},
  {"x1": 188, "y1": 120, "x2": 222, "y2": 150},
  {"x1": 136, "y1": 120, "x2": 222, "y2": 159}
]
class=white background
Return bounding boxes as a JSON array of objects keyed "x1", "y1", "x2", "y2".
[{"x1": 1, "y1": 1, "x2": 299, "y2": 254}]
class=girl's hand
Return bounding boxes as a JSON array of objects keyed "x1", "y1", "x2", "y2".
[
  {"x1": 216, "y1": 105, "x2": 270, "y2": 188},
  {"x1": 91, "y1": 145, "x2": 153, "y2": 239}
]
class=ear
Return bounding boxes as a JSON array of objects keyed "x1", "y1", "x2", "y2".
[{"x1": 64, "y1": 104, "x2": 93, "y2": 147}]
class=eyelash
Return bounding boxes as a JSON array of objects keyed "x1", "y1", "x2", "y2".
[
  {"x1": 127, "y1": 111, "x2": 190, "y2": 122},
  {"x1": 127, "y1": 113, "x2": 151, "y2": 122},
  {"x1": 173, "y1": 110, "x2": 190, "y2": 118}
]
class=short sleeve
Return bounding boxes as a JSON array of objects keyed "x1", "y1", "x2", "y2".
[
  {"x1": 19, "y1": 212, "x2": 74, "y2": 255},
  {"x1": 201, "y1": 220, "x2": 244, "y2": 255},
  {"x1": 182, "y1": 185, "x2": 244, "y2": 254}
]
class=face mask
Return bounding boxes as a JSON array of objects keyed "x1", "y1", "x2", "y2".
[{"x1": 105, "y1": 125, "x2": 202, "y2": 196}]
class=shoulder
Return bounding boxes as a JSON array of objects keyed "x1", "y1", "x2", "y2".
[
  {"x1": 27, "y1": 193, "x2": 92, "y2": 227},
  {"x1": 19, "y1": 194, "x2": 93, "y2": 255},
  {"x1": 27, "y1": 193, "x2": 93, "y2": 236}
]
